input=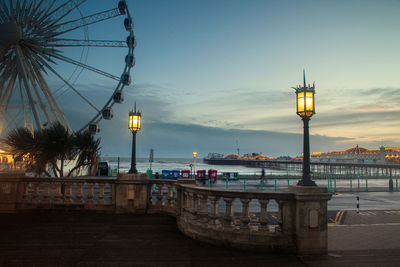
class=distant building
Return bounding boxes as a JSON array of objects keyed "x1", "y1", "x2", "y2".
[{"x1": 311, "y1": 145, "x2": 400, "y2": 164}]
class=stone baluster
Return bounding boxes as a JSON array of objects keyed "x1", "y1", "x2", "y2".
[
  {"x1": 42, "y1": 182, "x2": 50, "y2": 203},
  {"x1": 156, "y1": 184, "x2": 164, "y2": 208},
  {"x1": 239, "y1": 198, "x2": 251, "y2": 229},
  {"x1": 32, "y1": 182, "x2": 39, "y2": 204},
  {"x1": 184, "y1": 192, "x2": 193, "y2": 218},
  {"x1": 276, "y1": 200, "x2": 283, "y2": 232},
  {"x1": 190, "y1": 193, "x2": 199, "y2": 216},
  {"x1": 182, "y1": 191, "x2": 189, "y2": 212},
  {"x1": 53, "y1": 182, "x2": 63, "y2": 204},
  {"x1": 208, "y1": 196, "x2": 221, "y2": 228},
  {"x1": 223, "y1": 197, "x2": 235, "y2": 227},
  {"x1": 198, "y1": 194, "x2": 209, "y2": 223},
  {"x1": 166, "y1": 184, "x2": 174, "y2": 208},
  {"x1": 76, "y1": 182, "x2": 83, "y2": 204},
  {"x1": 23, "y1": 182, "x2": 30, "y2": 203},
  {"x1": 258, "y1": 199, "x2": 270, "y2": 231},
  {"x1": 64, "y1": 182, "x2": 73, "y2": 203},
  {"x1": 86, "y1": 183, "x2": 94, "y2": 204},
  {"x1": 148, "y1": 183, "x2": 154, "y2": 206},
  {"x1": 186, "y1": 193, "x2": 196, "y2": 220},
  {"x1": 98, "y1": 183, "x2": 105, "y2": 205},
  {"x1": 110, "y1": 184, "x2": 115, "y2": 204}
]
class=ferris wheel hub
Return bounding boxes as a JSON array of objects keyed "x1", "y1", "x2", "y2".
[{"x1": 0, "y1": 22, "x2": 21, "y2": 47}]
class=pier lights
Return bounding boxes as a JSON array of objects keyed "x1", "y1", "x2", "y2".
[
  {"x1": 293, "y1": 70, "x2": 316, "y2": 186},
  {"x1": 128, "y1": 104, "x2": 141, "y2": 174},
  {"x1": 193, "y1": 152, "x2": 198, "y2": 178}
]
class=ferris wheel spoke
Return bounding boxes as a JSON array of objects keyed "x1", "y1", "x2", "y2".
[
  {"x1": 35, "y1": 74, "x2": 62, "y2": 128},
  {"x1": 47, "y1": 0, "x2": 87, "y2": 27},
  {"x1": 34, "y1": 70, "x2": 71, "y2": 132},
  {"x1": 28, "y1": 0, "x2": 46, "y2": 24},
  {"x1": 52, "y1": 53, "x2": 120, "y2": 81},
  {"x1": 21, "y1": 55, "x2": 54, "y2": 127},
  {"x1": 47, "y1": 65, "x2": 100, "y2": 114},
  {"x1": 8, "y1": 0, "x2": 15, "y2": 19},
  {"x1": 52, "y1": 8, "x2": 121, "y2": 37},
  {"x1": 47, "y1": 39, "x2": 127, "y2": 48},
  {"x1": 32, "y1": 1, "x2": 57, "y2": 31},
  {"x1": 14, "y1": 45, "x2": 42, "y2": 130},
  {"x1": 0, "y1": 73, "x2": 17, "y2": 115},
  {"x1": 0, "y1": 2, "x2": 11, "y2": 21}
]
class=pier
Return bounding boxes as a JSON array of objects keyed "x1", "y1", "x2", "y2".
[{"x1": 205, "y1": 158, "x2": 400, "y2": 177}]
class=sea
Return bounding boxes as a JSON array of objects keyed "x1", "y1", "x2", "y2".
[
  {"x1": 102, "y1": 157, "x2": 399, "y2": 211},
  {"x1": 102, "y1": 156, "x2": 397, "y2": 192},
  {"x1": 102, "y1": 157, "x2": 297, "y2": 176}
]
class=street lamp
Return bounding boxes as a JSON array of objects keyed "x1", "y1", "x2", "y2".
[
  {"x1": 193, "y1": 152, "x2": 198, "y2": 177},
  {"x1": 128, "y1": 104, "x2": 141, "y2": 174},
  {"x1": 293, "y1": 70, "x2": 316, "y2": 186}
]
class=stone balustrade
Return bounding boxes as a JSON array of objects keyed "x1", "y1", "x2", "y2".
[
  {"x1": 0, "y1": 174, "x2": 115, "y2": 212},
  {"x1": 148, "y1": 179, "x2": 179, "y2": 215},
  {"x1": 176, "y1": 184, "x2": 297, "y2": 252},
  {"x1": 0, "y1": 173, "x2": 331, "y2": 254}
]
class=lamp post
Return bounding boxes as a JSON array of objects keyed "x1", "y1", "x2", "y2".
[
  {"x1": 128, "y1": 104, "x2": 141, "y2": 174},
  {"x1": 293, "y1": 70, "x2": 316, "y2": 186},
  {"x1": 193, "y1": 152, "x2": 198, "y2": 177}
]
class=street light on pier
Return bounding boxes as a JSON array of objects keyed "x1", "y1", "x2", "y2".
[
  {"x1": 192, "y1": 152, "x2": 198, "y2": 177},
  {"x1": 128, "y1": 104, "x2": 141, "y2": 174},
  {"x1": 293, "y1": 70, "x2": 317, "y2": 186}
]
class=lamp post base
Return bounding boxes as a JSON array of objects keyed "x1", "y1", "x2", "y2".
[
  {"x1": 297, "y1": 179, "x2": 317, "y2": 186},
  {"x1": 128, "y1": 169, "x2": 138, "y2": 174}
]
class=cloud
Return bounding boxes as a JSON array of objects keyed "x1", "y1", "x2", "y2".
[{"x1": 98, "y1": 118, "x2": 352, "y2": 158}]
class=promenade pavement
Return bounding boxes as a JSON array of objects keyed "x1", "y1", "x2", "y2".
[{"x1": 0, "y1": 211, "x2": 400, "y2": 266}]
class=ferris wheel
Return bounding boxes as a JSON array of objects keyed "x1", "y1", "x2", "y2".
[{"x1": 0, "y1": 0, "x2": 136, "y2": 135}]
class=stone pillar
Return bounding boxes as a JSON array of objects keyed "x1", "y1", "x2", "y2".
[
  {"x1": 289, "y1": 185, "x2": 332, "y2": 255},
  {"x1": 0, "y1": 173, "x2": 26, "y2": 213},
  {"x1": 115, "y1": 173, "x2": 148, "y2": 214}
]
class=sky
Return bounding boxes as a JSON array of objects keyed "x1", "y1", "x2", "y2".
[{"x1": 6, "y1": 0, "x2": 400, "y2": 158}]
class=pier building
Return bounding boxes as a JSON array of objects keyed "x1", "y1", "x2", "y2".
[{"x1": 311, "y1": 145, "x2": 400, "y2": 165}]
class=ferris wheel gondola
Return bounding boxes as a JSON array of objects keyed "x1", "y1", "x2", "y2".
[{"x1": 0, "y1": 0, "x2": 136, "y2": 135}]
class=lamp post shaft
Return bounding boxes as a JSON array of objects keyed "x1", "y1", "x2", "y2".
[
  {"x1": 298, "y1": 117, "x2": 316, "y2": 186},
  {"x1": 129, "y1": 131, "x2": 137, "y2": 174}
]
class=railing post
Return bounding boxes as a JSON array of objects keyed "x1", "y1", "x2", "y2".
[
  {"x1": 32, "y1": 182, "x2": 40, "y2": 204},
  {"x1": 23, "y1": 182, "x2": 29, "y2": 203},
  {"x1": 182, "y1": 191, "x2": 189, "y2": 212},
  {"x1": 53, "y1": 182, "x2": 63, "y2": 204},
  {"x1": 156, "y1": 184, "x2": 163, "y2": 208},
  {"x1": 208, "y1": 196, "x2": 221, "y2": 228},
  {"x1": 198, "y1": 194, "x2": 208, "y2": 223},
  {"x1": 98, "y1": 183, "x2": 105, "y2": 205},
  {"x1": 42, "y1": 181, "x2": 50, "y2": 204},
  {"x1": 166, "y1": 184, "x2": 174, "y2": 208},
  {"x1": 239, "y1": 198, "x2": 250, "y2": 229},
  {"x1": 76, "y1": 182, "x2": 83, "y2": 204},
  {"x1": 64, "y1": 182, "x2": 73, "y2": 203},
  {"x1": 187, "y1": 192, "x2": 196, "y2": 217},
  {"x1": 258, "y1": 199, "x2": 269, "y2": 231},
  {"x1": 86, "y1": 183, "x2": 94, "y2": 204},
  {"x1": 223, "y1": 197, "x2": 234, "y2": 227}
]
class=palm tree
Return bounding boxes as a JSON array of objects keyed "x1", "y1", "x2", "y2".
[
  {"x1": 67, "y1": 131, "x2": 101, "y2": 177},
  {"x1": 3, "y1": 127, "x2": 47, "y2": 176},
  {"x1": 2, "y1": 122, "x2": 101, "y2": 177}
]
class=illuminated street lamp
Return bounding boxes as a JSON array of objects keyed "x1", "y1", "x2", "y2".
[
  {"x1": 193, "y1": 152, "x2": 198, "y2": 177},
  {"x1": 128, "y1": 104, "x2": 141, "y2": 174},
  {"x1": 293, "y1": 70, "x2": 316, "y2": 186}
]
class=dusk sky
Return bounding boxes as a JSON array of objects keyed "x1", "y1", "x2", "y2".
[{"x1": 38, "y1": 0, "x2": 400, "y2": 157}]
